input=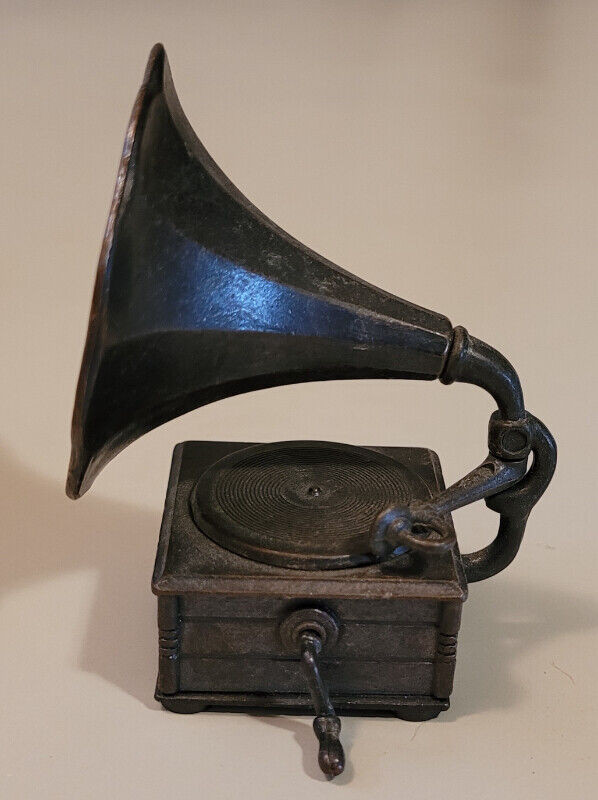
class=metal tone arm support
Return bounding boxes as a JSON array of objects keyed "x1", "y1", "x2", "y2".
[{"x1": 370, "y1": 327, "x2": 556, "y2": 582}]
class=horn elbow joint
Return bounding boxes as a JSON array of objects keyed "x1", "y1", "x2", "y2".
[{"x1": 440, "y1": 326, "x2": 525, "y2": 420}]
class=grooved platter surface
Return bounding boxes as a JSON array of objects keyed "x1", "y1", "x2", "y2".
[{"x1": 191, "y1": 440, "x2": 430, "y2": 569}]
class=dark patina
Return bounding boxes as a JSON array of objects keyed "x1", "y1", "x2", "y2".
[{"x1": 67, "y1": 44, "x2": 556, "y2": 778}]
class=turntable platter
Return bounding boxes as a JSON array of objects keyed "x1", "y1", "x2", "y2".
[{"x1": 190, "y1": 441, "x2": 431, "y2": 569}]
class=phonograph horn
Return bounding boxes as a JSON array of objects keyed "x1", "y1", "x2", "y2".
[
  {"x1": 67, "y1": 44, "x2": 554, "y2": 583},
  {"x1": 67, "y1": 42, "x2": 454, "y2": 499}
]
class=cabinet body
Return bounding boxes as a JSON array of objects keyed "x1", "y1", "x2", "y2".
[{"x1": 153, "y1": 442, "x2": 467, "y2": 720}]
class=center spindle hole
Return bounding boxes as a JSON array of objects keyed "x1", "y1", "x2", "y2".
[{"x1": 307, "y1": 486, "x2": 322, "y2": 497}]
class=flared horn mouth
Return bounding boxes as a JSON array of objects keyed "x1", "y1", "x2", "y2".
[
  {"x1": 66, "y1": 44, "x2": 168, "y2": 499},
  {"x1": 67, "y1": 44, "x2": 452, "y2": 499}
]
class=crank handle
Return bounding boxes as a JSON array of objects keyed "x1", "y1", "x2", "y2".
[{"x1": 280, "y1": 609, "x2": 345, "y2": 778}]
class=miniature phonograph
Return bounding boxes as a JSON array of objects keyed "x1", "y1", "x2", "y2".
[{"x1": 67, "y1": 45, "x2": 556, "y2": 778}]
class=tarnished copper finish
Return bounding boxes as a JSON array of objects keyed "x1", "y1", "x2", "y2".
[{"x1": 67, "y1": 45, "x2": 556, "y2": 778}]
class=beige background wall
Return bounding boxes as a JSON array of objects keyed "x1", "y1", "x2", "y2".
[{"x1": 1, "y1": 2, "x2": 596, "y2": 798}]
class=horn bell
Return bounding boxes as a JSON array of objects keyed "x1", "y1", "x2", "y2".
[{"x1": 67, "y1": 43, "x2": 452, "y2": 499}]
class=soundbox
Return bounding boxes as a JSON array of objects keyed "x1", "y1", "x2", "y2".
[{"x1": 67, "y1": 44, "x2": 556, "y2": 778}]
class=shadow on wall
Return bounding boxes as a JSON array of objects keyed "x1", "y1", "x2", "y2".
[
  {"x1": 0, "y1": 442, "x2": 594, "y2": 723},
  {"x1": 1, "y1": 442, "x2": 160, "y2": 707}
]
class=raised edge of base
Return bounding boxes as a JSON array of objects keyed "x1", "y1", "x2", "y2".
[{"x1": 156, "y1": 689, "x2": 449, "y2": 721}]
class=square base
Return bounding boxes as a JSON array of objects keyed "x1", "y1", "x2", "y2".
[
  {"x1": 152, "y1": 441, "x2": 466, "y2": 716},
  {"x1": 155, "y1": 689, "x2": 449, "y2": 722}
]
